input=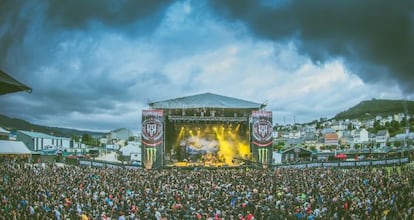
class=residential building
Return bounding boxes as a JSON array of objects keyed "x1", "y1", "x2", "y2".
[
  {"x1": 363, "y1": 119, "x2": 375, "y2": 129},
  {"x1": 353, "y1": 128, "x2": 369, "y2": 144},
  {"x1": 303, "y1": 136, "x2": 318, "y2": 149},
  {"x1": 394, "y1": 113, "x2": 405, "y2": 123},
  {"x1": 321, "y1": 127, "x2": 336, "y2": 135},
  {"x1": 375, "y1": 130, "x2": 390, "y2": 147},
  {"x1": 324, "y1": 133, "x2": 339, "y2": 147},
  {"x1": 331, "y1": 121, "x2": 346, "y2": 132},
  {"x1": 339, "y1": 136, "x2": 353, "y2": 147}
]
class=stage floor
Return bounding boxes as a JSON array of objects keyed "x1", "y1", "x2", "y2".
[{"x1": 165, "y1": 161, "x2": 243, "y2": 168}]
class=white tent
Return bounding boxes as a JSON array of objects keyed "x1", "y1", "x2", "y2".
[
  {"x1": 120, "y1": 142, "x2": 141, "y2": 157},
  {"x1": 0, "y1": 140, "x2": 32, "y2": 155}
]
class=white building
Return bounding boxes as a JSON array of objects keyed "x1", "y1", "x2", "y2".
[
  {"x1": 16, "y1": 130, "x2": 71, "y2": 151},
  {"x1": 375, "y1": 130, "x2": 390, "y2": 147},
  {"x1": 108, "y1": 128, "x2": 134, "y2": 141},
  {"x1": 353, "y1": 128, "x2": 369, "y2": 144}
]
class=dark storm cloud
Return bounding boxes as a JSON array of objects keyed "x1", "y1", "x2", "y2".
[
  {"x1": 0, "y1": 0, "x2": 36, "y2": 69},
  {"x1": 208, "y1": 0, "x2": 414, "y2": 94},
  {"x1": 0, "y1": 0, "x2": 172, "y2": 67},
  {"x1": 45, "y1": 0, "x2": 171, "y2": 30},
  {"x1": 1, "y1": 0, "x2": 412, "y2": 131},
  {"x1": 0, "y1": 0, "x2": 175, "y2": 130}
]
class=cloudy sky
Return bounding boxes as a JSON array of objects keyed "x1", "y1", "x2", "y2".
[{"x1": 1, "y1": 0, "x2": 413, "y2": 133}]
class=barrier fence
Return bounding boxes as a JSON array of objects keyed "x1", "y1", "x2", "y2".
[
  {"x1": 74, "y1": 157, "x2": 411, "y2": 170},
  {"x1": 273, "y1": 157, "x2": 410, "y2": 169},
  {"x1": 77, "y1": 159, "x2": 141, "y2": 169}
]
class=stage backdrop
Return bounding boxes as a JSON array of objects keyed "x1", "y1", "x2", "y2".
[
  {"x1": 251, "y1": 111, "x2": 273, "y2": 166},
  {"x1": 141, "y1": 110, "x2": 164, "y2": 169}
]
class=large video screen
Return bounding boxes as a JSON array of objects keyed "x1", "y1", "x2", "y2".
[{"x1": 171, "y1": 123, "x2": 250, "y2": 164}]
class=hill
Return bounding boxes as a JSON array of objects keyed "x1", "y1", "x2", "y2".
[
  {"x1": 0, "y1": 114, "x2": 106, "y2": 138},
  {"x1": 334, "y1": 99, "x2": 414, "y2": 120}
]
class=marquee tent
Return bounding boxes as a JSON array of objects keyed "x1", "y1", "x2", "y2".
[
  {"x1": 335, "y1": 153, "x2": 347, "y2": 159},
  {"x1": 120, "y1": 142, "x2": 141, "y2": 157},
  {"x1": 0, "y1": 70, "x2": 32, "y2": 95},
  {"x1": 0, "y1": 140, "x2": 32, "y2": 155}
]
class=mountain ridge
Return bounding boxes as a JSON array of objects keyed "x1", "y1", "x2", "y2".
[
  {"x1": 334, "y1": 98, "x2": 414, "y2": 120},
  {"x1": 0, "y1": 114, "x2": 106, "y2": 138},
  {"x1": 2, "y1": 98, "x2": 413, "y2": 136}
]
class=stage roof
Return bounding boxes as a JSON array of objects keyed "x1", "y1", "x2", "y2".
[
  {"x1": 149, "y1": 93, "x2": 265, "y2": 109},
  {"x1": 0, "y1": 70, "x2": 32, "y2": 95}
]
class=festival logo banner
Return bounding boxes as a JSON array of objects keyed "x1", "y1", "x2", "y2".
[
  {"x1": 141, "y1": 109, "x2": 164, "y2": 169},
  {"x1": 251, "y1": 111, "x2": 273, "y2": 166}
]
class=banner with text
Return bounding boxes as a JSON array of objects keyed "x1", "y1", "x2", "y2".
[
  {"x1": 272, "y1": 157, "x2": 410, "y2": 169},
  {"x1": 141, "y1": 109, "x2": 164, "y2": 169},
  {"x1": 251, "y1": 111, "x2": 273, "y2": 165}
]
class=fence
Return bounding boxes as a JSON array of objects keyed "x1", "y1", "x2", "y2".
[
  {"x1": 273, "y1": 157, "x2": 410, "y2": 169},
  {"x1": 77, "y1": 159, "x2": 141, "y2": 169}
]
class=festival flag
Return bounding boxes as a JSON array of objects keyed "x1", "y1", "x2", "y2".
[
  {"x1": 251, "y1": 111, "x2": 273, "y2": 166},
  {"x1": 141, "y1": 109, "x2": 164, "y2": 169}
]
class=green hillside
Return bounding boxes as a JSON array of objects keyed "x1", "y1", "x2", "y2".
[
  {"x1": 0, "y1": 114, "x2": 105, "y2": 138},
  {"x1": 335, "y1": 99, "x2": 414, "y2": 120}
]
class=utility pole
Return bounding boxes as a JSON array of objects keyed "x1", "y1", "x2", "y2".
[{"x1": 402, "y1": 99, "x2": 409, "y2": 148}]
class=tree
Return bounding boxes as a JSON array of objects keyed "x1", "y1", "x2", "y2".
[
  {"x1": 373, "y1": 120, "x2": 383, "y2": 133},
  {"x1": 394, "y1": 141, "x2": 402, "y2": 148},
  {"x1": 316, "y1": 122, "x2": 321, "y2": 130},
  {"x1": 82, "y1": 134, "x2": 92, "y2": 144},
  {"x1": 81, "y1": 134, "x2": 99, "y2": 147},
  {"x1": 273, "y1": 143, "x2": 284, "y2": 152},
  {"x1": 71, "y1": 134, "x2": 80, "y2": 142}
]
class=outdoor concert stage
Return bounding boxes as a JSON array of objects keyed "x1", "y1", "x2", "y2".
[
  {"x1": 141, "y1": 93, "x2": 273, "y2": 169},
  {"x1": 164, "y1": 156, "x2": 258, "y2": 169}
]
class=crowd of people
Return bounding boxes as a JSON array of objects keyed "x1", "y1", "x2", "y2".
[{"x1": 1, "y1": 159, "x2": 414, "y2": 219}]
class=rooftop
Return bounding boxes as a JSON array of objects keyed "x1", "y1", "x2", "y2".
[{"x1": 149, "y1": 92, "x2": 265, "y2": 110}]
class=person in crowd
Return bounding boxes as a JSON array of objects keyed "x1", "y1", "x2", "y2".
[{"x1": 0, "y1": 158, "x2": 413, "y2": 219}]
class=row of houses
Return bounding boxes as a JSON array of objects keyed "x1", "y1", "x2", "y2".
[
  {"x1": 275, "y1": 128, "x2": 411, "y2": 149},
  {"x1": 275, "y1": 110, "x2": 414, "y2": 149}
]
